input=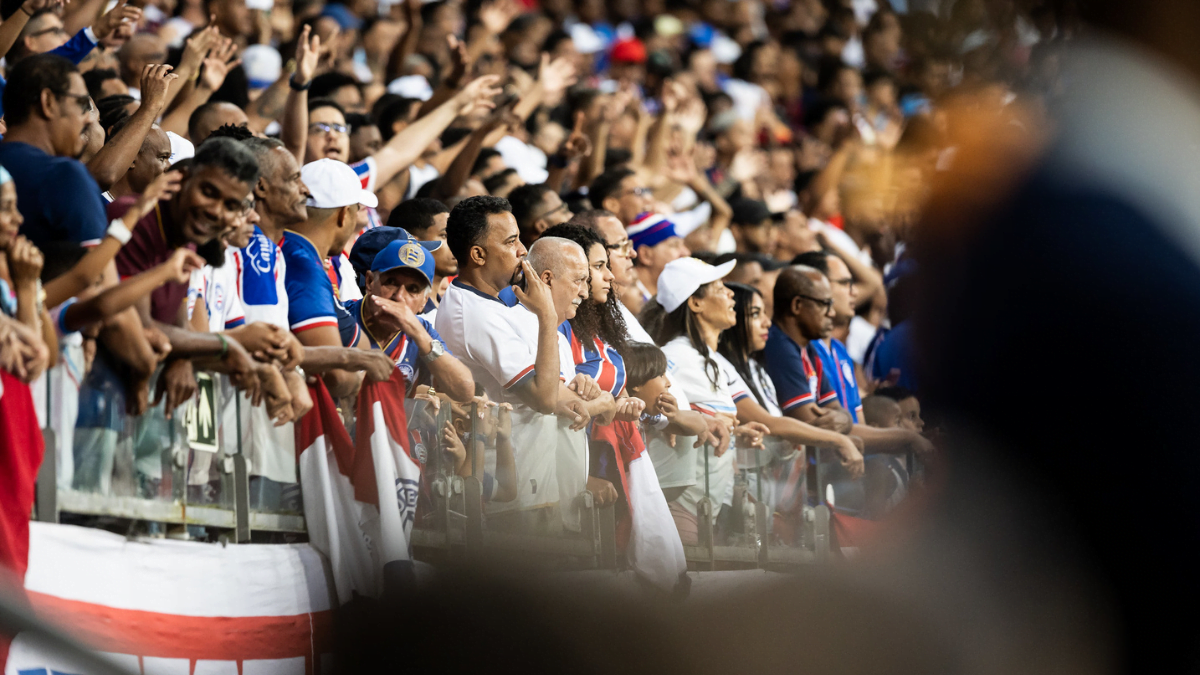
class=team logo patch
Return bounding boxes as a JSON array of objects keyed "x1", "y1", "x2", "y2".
[
  {"x1": 398, "y1": 363, "x2": 415, "y2": 382},
  {"x1": 398, "y1": 242, "x2": 426, "y2": 268}
]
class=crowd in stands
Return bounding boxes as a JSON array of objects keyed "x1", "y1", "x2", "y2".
[{"x1": 0, "y1": 0, "x2": 1066, "y2": 589}]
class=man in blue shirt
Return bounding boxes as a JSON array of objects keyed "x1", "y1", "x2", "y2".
[
  {"x1": 765, "y1": 266, "x2": 929, "y2": 458},
  {"x1": 793, "y1": 251, "x2": 864, "y2": 422},
  {"x1": 345, "y1": 238, "x2": 474, "y2": 402}
]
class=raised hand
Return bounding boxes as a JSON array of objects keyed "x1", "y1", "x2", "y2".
[
  {"x1": 478, "y1": 0, "x2": 519, "y2": 35},
  {"x1": 182, "y1": 22, "x2": 221, "y2": 69},
  {"x1": 556, "y1": 111, "x2": 592, "y2": 160},
  {"x1": 453, "y1": 74, "x2": 502, "y2": 116},
  {"x1": 140, "y1": 64, "x2": 178, "y2": 115},
  {"x1": 444, "y1": 34, "x2": 469, "y2": 88},
  {"x1": 512, "y1": 260, "x2": 555, "y2": 320},
  {"x1": 537, "y1": 53, "x2": 577, "y2": 100},
  {"x1": 93, "y1": 0, "x2": 142, "y2": 40},
  {"x1": 294, "y1": 24, "x2": 322, "y2": 86},
  {"x1": 199, "y1": 39, "x2": 239, "y2": 91}
]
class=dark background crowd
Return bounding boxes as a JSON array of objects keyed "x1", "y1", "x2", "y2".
[{"x1": 4, "y1": 0, "x2": 1200, "y2": 672}]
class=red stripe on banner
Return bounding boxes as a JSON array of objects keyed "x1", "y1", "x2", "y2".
[
  {"x1": 295, "y1": 379, "x2": 356, "y2": 483},
  {"x1": 352, "y1": 370, "x2": 412, "y2": 506},
  {"x1": 26, "y1": 592, "x2": 333, "y2": 662}
]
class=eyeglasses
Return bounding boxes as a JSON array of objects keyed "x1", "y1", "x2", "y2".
[
  {"x1": 829, "y1": 277, "x2": 855, "y2": 289},
  {"x1": 310, "y1": 122, "x2": 349, "y2": 135},
  {"x1": 619, "y1": 186, "x2": 652, "y2": 198},
  {"x1": 57, "y1": 92, "x2": 92, "y2": 113},
  {"x1": 796, "y1": 294, "x2": 834, "y2": 313},
  {"x1": 605, "y1": 240, "x2": 634, "y2": 257}
]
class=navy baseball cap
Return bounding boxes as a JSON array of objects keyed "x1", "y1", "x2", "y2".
[
  {"x1": 372, "y1": 239, "x2": 436, "y2": 286},
  {"x1": 349, "y1": 226, "x2": 442, "y2": 282}
]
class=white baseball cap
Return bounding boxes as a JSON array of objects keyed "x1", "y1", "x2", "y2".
[
  {"x1": 657, "y1": 257, "x2": 735, "y2": 313},
  {"x1": 166, "y1": 131, "x2": 194, "y2": 166},
  {"x1": 301, "y1": 158, "x2": 379, "y2": 209}
]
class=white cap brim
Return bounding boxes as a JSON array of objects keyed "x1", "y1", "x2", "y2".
[{"x1": 658, "y1": 258, "x2": 736, "y2": 312}]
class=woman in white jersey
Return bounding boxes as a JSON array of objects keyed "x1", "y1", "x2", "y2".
[{"x1": 639, "y1": 257, "x2": 767, "y2": 544}]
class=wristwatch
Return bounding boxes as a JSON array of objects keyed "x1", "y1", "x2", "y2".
[{"x1": 420, "y1": 340, "x2": 445, "y2": 364}]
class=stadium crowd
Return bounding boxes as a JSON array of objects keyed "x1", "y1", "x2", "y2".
[{"x1": 0, "y1": 0, "x2": 1064, "y2": 591}]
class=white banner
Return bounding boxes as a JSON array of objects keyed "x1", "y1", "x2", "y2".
[{"x1": 6, "y1": 522, "x2": 334, "y2": 675}]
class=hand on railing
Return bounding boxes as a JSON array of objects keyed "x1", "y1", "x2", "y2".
[{"x1": 733, "y1": 422, "x2": 770, "y2": 449}]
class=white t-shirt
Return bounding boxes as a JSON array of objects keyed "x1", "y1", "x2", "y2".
[
  {"x1": 436, "y1": 280, "x2": 561, "y2": 514},
  {"x1": 846, "y1": 315, "x2": 878, "y2": 365},
  {"x1": 810, "y1": 218, "x2": 874, "y2": 268},
  {"x1": 495, "y1": 135, "x2": 549, "y2": 184},
  {"x1": 661, "y1": 336, "x2": 737, "y2": 518}
]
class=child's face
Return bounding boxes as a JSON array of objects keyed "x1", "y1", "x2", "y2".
[{"x1": 633, "y1": 374, "x2": 670, "y2": 415}]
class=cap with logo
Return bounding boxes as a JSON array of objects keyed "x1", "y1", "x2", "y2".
[
  {"x1": 349, "y1": 225, "x2": 442, "y2": 282},
  {"x1": 657, "y1": 256, "x2": 736, "y2": 313},
  {"x1": 301, "y1": 158, "x2": 379, "y2": 209},
  {"x1": 372, "y1": 239, "x2": 436, "y2": 287}
]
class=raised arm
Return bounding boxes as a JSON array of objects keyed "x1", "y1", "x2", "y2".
[
  {"x1": 281, "y1": 25, "x2": 321, "y2": 162},
  {"x1": 88, "y1": 65, "x2": 178, "y2": 190},
  {"x1": 385, "y1": 0, "x2": 423, "y2": 83},
  {"x1": 509, "y1": 261, "x2": 561, "y2": 414},
  {"x1": 368, "y1": 75, "x2": 501, "y2": 188},
  {"x1": 160, "y1": 39, "x2": 239, "y2": 139}
]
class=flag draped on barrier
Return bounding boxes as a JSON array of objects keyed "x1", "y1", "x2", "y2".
[
  {"x1": 593, "y1": 420, "x2": 687, "y2": 593},
  {"x1": 296, "y1": 371, "x2": 420, "y2": 604}
]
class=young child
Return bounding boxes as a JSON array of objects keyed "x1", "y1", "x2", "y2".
[{"x1": 624, "y1": 341, "x2": 709, "y2": 445}]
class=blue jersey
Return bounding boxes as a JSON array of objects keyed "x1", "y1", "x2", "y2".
[
  {"x1": 345, "y1": 298, "x2": 450, "y2": 393},
  {"x1": 762, "y1": 324, "x2": 838, "y2": 412},
  {"x1": 870, "y1": 320, "x2": 918, "y2": 392},
  {"x1": 0, "y1": 142, "x2": 107, "y2": 251},
  {"x1": 281, "y1": 230, "x2": 360, "y2": 347},
  {"x1": 559, "y1": 322, "x2": 626, "y2": 396},
  {"x1": 811, "y1": 338, "x2": 863, "y2": 423}
]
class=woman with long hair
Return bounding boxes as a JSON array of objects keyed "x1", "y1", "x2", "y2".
[
  {"x1": 716, "y1": 282, "x2": 866, "y2": 538},
  {"x1": 637, "y1": 258, "x2": 769, "y2": 544}
]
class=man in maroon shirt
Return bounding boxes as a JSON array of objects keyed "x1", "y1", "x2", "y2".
[{"x1": 112, "y1": 136, "x2": 294, "y2": 415}]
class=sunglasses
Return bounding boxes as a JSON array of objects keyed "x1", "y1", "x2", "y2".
[{"x1": 57, "y1": 92, "x2": 92, "y2": 113}]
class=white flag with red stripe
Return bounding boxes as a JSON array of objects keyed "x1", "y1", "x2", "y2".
[{"x1": 296, "y1": 370, "x2": 420, "y2": 604}]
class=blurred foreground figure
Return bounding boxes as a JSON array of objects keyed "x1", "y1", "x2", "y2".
[{"x1": 917, "y1": 1, "x2": 1200, "y2": 673}]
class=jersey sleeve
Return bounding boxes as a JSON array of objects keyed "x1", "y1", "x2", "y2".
[
  {"x1": 351, "y1": 157, "x2": 378, "y2": 193},
  {"x1": 51, "y1": 162, "x2": 108, "y2": 247},
  {"x1": 763, "y1": 338, "x2": 816, "y2": 412},
  {"x1": 283, "y1": 254, "x2": 340, "y2": 333},
  {"x1": 815, "y1": 354, "x2": 839, "y2": 406},
  {"x1": 722, "y1": 360, "x2": 751, "y2": 403},
  {"x1": 476, "y1": 312, "x2": 539, "y2": 391},
  {"x1": 223, "y1": 274, "x2": 246, "y2": 330}
]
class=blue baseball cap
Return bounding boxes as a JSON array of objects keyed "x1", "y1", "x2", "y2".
[
  {"x1": 349, "y1": 226, "x2": 442, "y2": 282},
  {"x1": 372, "y1": 239, "x2": 436, "y2": 286}
]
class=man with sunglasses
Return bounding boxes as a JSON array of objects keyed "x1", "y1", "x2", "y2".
[
  {"x1": 765, "y1": 265, "x2": 931, "y2": 458},
  {"x1": 792, "y1": 250, "x2": 864, "y2": 423}
]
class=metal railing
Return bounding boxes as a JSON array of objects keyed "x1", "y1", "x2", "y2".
[{"x1": 34, "y1": 359, "x2": 838, "y2": 569}]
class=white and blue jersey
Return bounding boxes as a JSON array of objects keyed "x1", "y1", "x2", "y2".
[
  {"x1": 811, "y1": 337, "x2": 863, "y2": 423},
  {"x1": 559, "y1": 322, "x2": 627, "y2": 397},
  {"x1": 345, "y1": 298, "x2": 451, "y2": 394},
  {"x1": 281, "y1": 230, "x2": 360, "y2": 347}
]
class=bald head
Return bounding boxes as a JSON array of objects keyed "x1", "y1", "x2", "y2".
[
  {"x1": 527, "y1": 236, "x2": 589, "y2": 322},
  {"x1": 188, "y1": 102, "x2": 249, "y2": 144},
  {"x1": 527, "y1": 236, "x2": 586, "y2": 276},
  {"x1": 774, "y1": 265, "x2": 828, "y2": 319},
  {"x1": 118, "y1": 34, "x2": 167, "y2": 85}
]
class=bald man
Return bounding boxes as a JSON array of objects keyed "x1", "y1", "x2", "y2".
[
  {"x1": 187, "y1": 101, "x2": 250, "y2": 144},
  {"x1": 765, "y1": 265, "x2": 931, "y2": 458},
  {"x1": 118, "y1": 34, "x2": 167, "y2": 97},
  {"x1": 525, "y1": 236, "x2": 620, "y2": 525}
]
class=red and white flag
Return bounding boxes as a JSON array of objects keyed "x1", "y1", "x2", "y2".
[{"x1": 296, "y1": 371, "x2": 421, "y2": 604}]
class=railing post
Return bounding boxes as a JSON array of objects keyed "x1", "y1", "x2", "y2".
[
  {"x1": 698, "y1": 443, "x2": 714, "y2": 570},
  {"x1": 755, "y1": 502, "x2": 770, "y2": 568},
  {"x1": 813, "y1": 504, "x2": 831, "y2": 563},
  {"x1": 35, "y1": 430, "x2": 57, "y2": 523},
  {"x1": 598, "y1": 504, "x2": 617, "y2": 569},
  {"x1": 463, "y1": 475, "x2": 483, "y2": 553},
  {"x1": 232, "y1": 453, "x2": 251, "y2": 543},
  {"x1": 577, "y1": 491, "x2": 598, "y2": 565}
]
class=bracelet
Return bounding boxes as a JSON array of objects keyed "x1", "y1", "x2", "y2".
[
  {"x1": 106, "y1": 218, "x2": 133, "y2": 245},
  {"x1": 289, "y1": 76, "x2": 311, "y2": 92},
  {"x1": 20, "y1": 6, "x2": 33, "y2": 15},
  {"x1": 217, "y1": 334, "x2": 229, "y2": 357}
]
